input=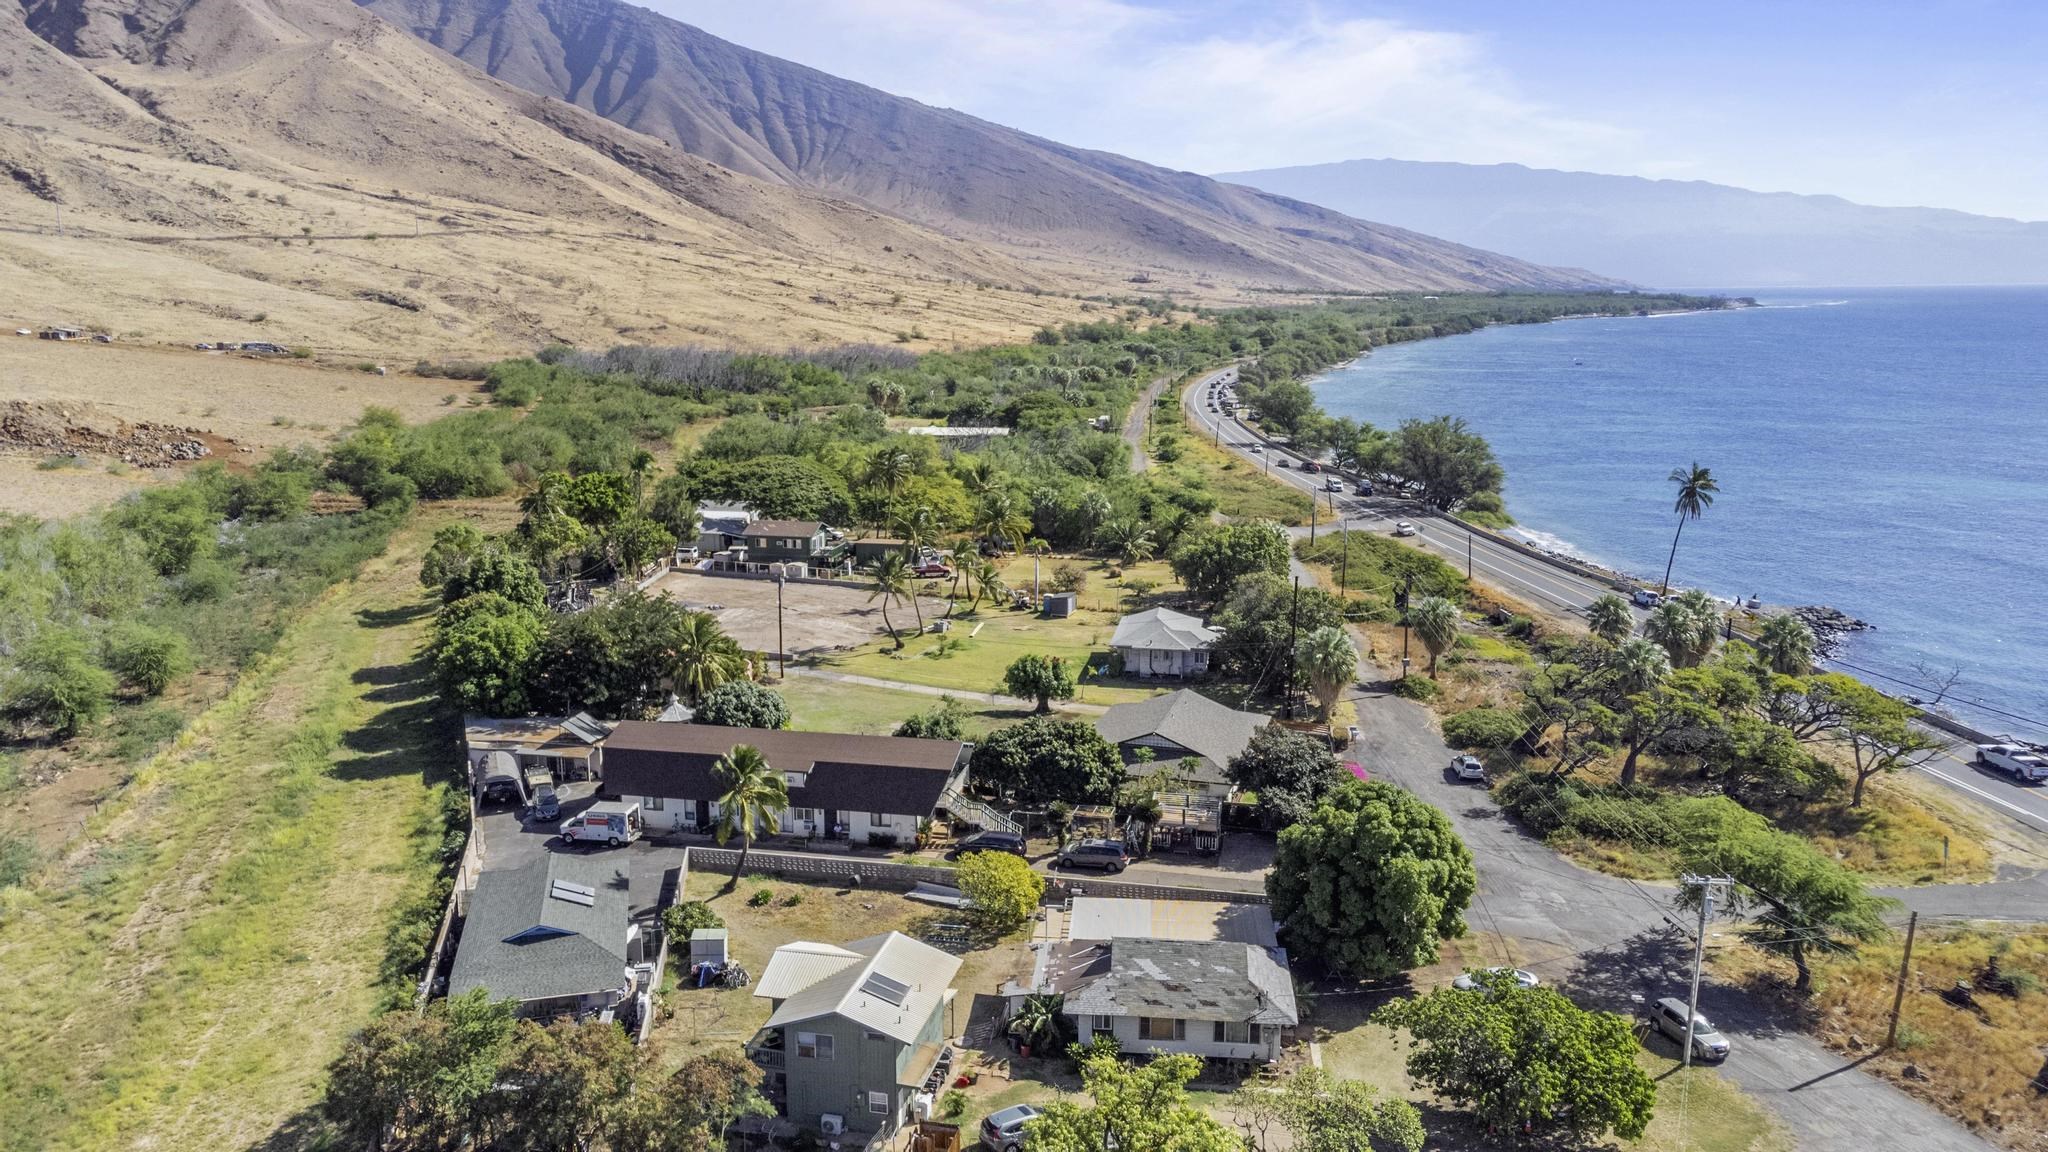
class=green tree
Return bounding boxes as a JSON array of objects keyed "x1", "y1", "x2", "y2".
[
  {"x1": 435, "y1": 593, "x2": 546, "y2": 715},
  {"x1": 1824, "y1": 675, "x2": 1946, "y2": 807},
  {"x1": 1005, "y1": 992, "x2": 1069, "y2": 1054},
  {"x1": 486, "y1": 1017, "x2": 637, "y2": 1151},
  {"x1": 968, "y1": 716, "x2": 1123, "y2": 805},
  {"x1": 528, "y1": 593, "x2": 690, "y2": 718},
  {"x1": 1, "y1": 630, "x2": 115, "y2": 738},
  {"x1": 896, "y1": 696, "x2": 968, "y2": 740},
  {"x1": 559, "y1": 471, "x2": 637, "y2": 528},
  {"x1": 1757, "y1": 613, "x2": 1816, "y2": 675},
  {"x1": 693, "y1": 680, "x2": 790, "y2": 729},
  {"x1": 609, "y1": 1050, "x2": 770, "y2": 1152},
  {"x1": 869, "y1": 552, "x2": 913, "y2": 650},
  {"x1": 671, "y1": 610, "x2": 745, "y2": 703},
  {"x1": 660, "y1": 900, "x2": 724, "y2": 943},
  {"x1": 1025, "y1": 1051, "x2": 1240, "y2": 1152},
  {"x1": 1170, "y1": 520, "x2": 1290, "y2": 602},
  {"x1": 1297, "y1": 624, "x2": 1358, "y2": 721},
  {"x1": 1439, "y1": 706, "x2": 1524, "y2": 752},
  {"x1": 1373, "y1": 975, "x2": 1655, "y2": 1143},
  {"x1": 647, "y1": 473, "x2": 699, "y2": 542},
  {"x1": 1660, "y1": 462, "x2": 1718, "y2": 594},
  {"x1": 1003, "y1": 653, "x2": 1076, "y2": 714},
  {"x1": 442, "y1": 543, "x2": 548, "y2": 614},
  {"x1": 1644, "y1": 597, "x2": 1718, "y2": 669},
  {"x1": 604, "y1": 516, "x2": 675, "y2": 576},
  {"x1": 1586, "y1": 593, "x2": 1633, "y2": 645},
  {"x1": 1096, "y1": 516, "x2": 1156, "y2": 566},
  {"x1": 1251, "y1": 378, "x2": 1318, "y2": 438},
  {"x1": 975, "y1": 489, "x2": 1033, "y2": 553},
  {"x1": 1213, "y1": 572, "x2": 1345, "y2": 680},
  {"x1": 955, "y1": 848, "x2": 1045, "y2": 931},
  {"x1": 865, "y1": 445, "x2": 916, "y2": 500},
  {"x1": 322, "y1": 989, "x2": 517, "y2": 1150},
  {"x1": 713, "y1": 744, "x2": 790, "y2": 881},
  {"x1": 1394, "y1": 416, "x2": 1504, "y2": 513},
  {"x1": 1226, "y1": 724, "x2": 1343, "y2": 822},
  {"x1": 101, "y1": 623, "x2": 192, "y2": 697},
  {"x1": 1267, "y1": 780, "x2": 1475, "y2": 978},
  {"x1": 1266, "y1": 1067, "x2": 1424, "y2": 1152},
  {"x1": 1407, "y1": 595, "x2": 1460, "y2": 679},
  {"x1": 419, "y1": 522, "x2": 488, "y2": 589},
  {"x1": 110, "y1": 484, "x2": 218, "y2": 575}
]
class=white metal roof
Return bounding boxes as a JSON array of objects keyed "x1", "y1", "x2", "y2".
[
  {"x1": 753, "y1": 941, "x2": 864, "y2": 1000},
  {"x1": 760, "y1": 931, "x2": 962, "y2": 1044}
]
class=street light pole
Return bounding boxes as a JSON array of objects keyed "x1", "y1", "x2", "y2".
[{"x1": 771, "y1": 564, "x2": 787, "y2": 678}]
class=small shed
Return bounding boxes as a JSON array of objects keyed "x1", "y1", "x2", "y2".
[
  {"x1": 689, "y1": 927, "x2": 728, "y2": 967},
  {"x1": 39, "y1": 326, "x2": 82, "y2": 341},
  {"x1": 1042, "y1": 591, "x2": 1078, "y2": 618}
]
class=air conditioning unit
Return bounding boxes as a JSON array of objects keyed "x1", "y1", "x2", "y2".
[{"x1": 819, "y1": 1113, "x2": 845, "y2": 1136}]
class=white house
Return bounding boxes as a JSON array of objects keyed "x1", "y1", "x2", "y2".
[
  {"x1": 1058, "y1": 937, "x2": 1297, "y2": 1063},
  {"x1": 1109, "y1": 607, "x2": 1221, "y2": 679}
]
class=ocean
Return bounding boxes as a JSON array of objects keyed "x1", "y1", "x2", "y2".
[{"x1": 1310, "y1": 286, "x2": 2048, "y2": 743}]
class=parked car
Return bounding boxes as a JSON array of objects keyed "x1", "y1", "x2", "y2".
[
  {"x1": 1976, "y1": 743, "x2": 2048, "y2": 782},
  {"x1": 1452, "y1": 966, "x2": 1540, "y2": 991},
  {"x1": 981, "y1": 1103, "x2": 1042, "y2": 1151},
  {"x1": 530, "y1": 786, "x2": 561, "y2": 823},
  {"x1": 1346, "y1": 724, "x2": 1362, "y2": 744},
  {"x1": 1324, "y1": 477, "x2": 1345, "y2": 492},
  {"x1": 1392, "y1": 521, "x2": 1417, "y2": 537},
  {"x1": 955, "y1": 831, "x2": 1029, "y2": 858},
  {"x1": 1631, "y1": 588, "x2": 1663, "y2": 608},
  {"x1": 1451, "y1": 754, "x2": 1487, "y2": 782},
  {"x1": 912, "y1": 562, "x2": 953, "y2": 578},
  {"x1": 1651, "y1": 997, "x2": 1731, "y2": 1061},
  {"x1": 1354, "y1": 481, "x2": 1374, "y2": 496},
  {"x1": 560, "y1": 801, "x2": 642, "y2": 847},
  {"x1": 1057, "y1": 839, "x2": 1130, "y2": 873}
]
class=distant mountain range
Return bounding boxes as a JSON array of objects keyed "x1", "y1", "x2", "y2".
[{"x1": 1215, "y1": 158, "x2": 2048, "y2": 288}]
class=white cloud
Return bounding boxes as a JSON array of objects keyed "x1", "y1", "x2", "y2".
[{"x1": 655, "y1": 0, "x2": 1641, "y2": 175}]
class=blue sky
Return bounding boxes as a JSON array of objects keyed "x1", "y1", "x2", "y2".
[{"x1": 659, "y1": 0, "x2": 2048, "y2": 219}]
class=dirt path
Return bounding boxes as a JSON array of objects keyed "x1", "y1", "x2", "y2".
[{"x1": 1122, "y1": 371, "x2": 1177, "y2": 472}]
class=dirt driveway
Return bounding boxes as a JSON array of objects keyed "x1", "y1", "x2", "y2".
[{"x1": 644, "y1": 569, "x2": 948, "y2": 655}]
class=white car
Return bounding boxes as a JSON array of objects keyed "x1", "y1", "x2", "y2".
[
  {"x1": 1976, "y1": 744, "x2": 2048, "y2": 783},
  {"x1": 1248, "y1": 444, "x2": 1263, "y2": 454},
  {"x1": 1453, "y1": 966, "x2": 1540, "y2": 991},
  {"x1": 1631, "y1": 588, "x2": 1663, "y2": 608},
  {"x1": 1324, "y1": 477, "x2": 1345, "y2": 492},
  {"x1": 1346, "y1": 724, "x2": 1362, "y2": 744},
  {"x1": 1451, "y1": 754, "x2": 1487, "y2": 781},
  {"x1": 1392, "y1": 521, "x2": 1417, "y2": 537}
]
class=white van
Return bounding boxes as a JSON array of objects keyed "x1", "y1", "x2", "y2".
[{"x1": 560, "y1": 800, "x2": 643, "y2": 847}]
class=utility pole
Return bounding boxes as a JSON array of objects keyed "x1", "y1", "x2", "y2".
[
  {"x1": 1886, "y1": 911, "x2": 1920, "y2": 1049},
  {"x1": 774, "y1": 570, "x2": 787, "y2": 678},
  {"x1": 1284, "y1": 576, "x2": 1301, "y2": 719},
  {"x1": 1397, "y1": 574, "x2": 1414, "y2": 672},
  {"x1": 1339, "y1": 518, "x2": 1350, "y2": 600},
  {"x1": 1467, "y1": 531, "x2": 1474, "y2": 580},
  {"x1": 1681, "y1": 875, "x2": 1733, "y2": 1070},
  {"x1": 1309, "y1": 500, "x2": 1317, "y2": 544}
]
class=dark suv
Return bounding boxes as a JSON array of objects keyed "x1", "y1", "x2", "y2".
[
  {"x1": 954, "y1": 831, "x2": 1028, "y2": 859},
  {"x1": 1057, "y1": 839, "x2": 1130, "y2": 873}
]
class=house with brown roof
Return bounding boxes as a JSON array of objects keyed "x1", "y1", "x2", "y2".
[{"x1": 599, "y1": 722, "x2": 970, "y2": 847}]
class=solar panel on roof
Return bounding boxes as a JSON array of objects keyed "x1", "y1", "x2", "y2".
[
  {"x1": 550, "y1": 880, "x2": 595, "y2": 906},
  {"x1": 861, "y1": 972, "x2": 911, "y2": 1006}
]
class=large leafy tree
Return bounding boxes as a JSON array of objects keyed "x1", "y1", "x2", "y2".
[
  {"x1": 0, "y1": 629, "x2": 115, "y2": 738},
  {"x1": 1297, "y1": 624, "x2": 1358, "y2": 720},
  {"x1": 1226, "y1": 725, "x2": 1344, "y2": 823},
  {"x1": 1609, "y1": 663, "x2": 1752, "y2": 786},
  {"x1": 713, "y1": 744, "x2": 790, "y2": 880},
  {"x1": 485, "y1": 1018, "x2": 638, "y2": 1151},
  {"x1": 1823, "y1": 674, "x2": 1946, "y2": 807},
  {"x1": 611, "y1": 1050, "x2": 770, "y2": 1152},
  {"x1": 1025, "y1": 1051, "x2": 1240, "y2": 1152},
  {"x1": 441, "y1": 543, "x2": 548, "y2": 614},
  {"x1": 1268, "y1": 780, "x2": 1475, "y2": 978},
  {"x1": 1212, "y1": 572, "x2": 1345, "y2": 681},
  {"x1": 419, "y1": 522, "x2": 488, "y2": 589},
  {"x1": 323, "y1": 989, "x2": 518, "y2": 1150},
  {"x1": 894, "y1": 697, "x2": 968, "y2": 740},
  {"x1": 969, "y1": 716, "x2": 1123, "y2": 805},
  {"x1": 1170, "y1": 520, "x2": 1290, "y2": 602},
  {"x1": 435, "y1": 593, "x2": 547, "y2": 715},
  {"x1": 693, "y1": 680, "x2": 789, "y2": 730},
  {"x1": 1002, "y1": 653, "x2": 1076, "y2": 714},
  {"x1": 1394, "y1": 416, "x2": 1504, "y2": 513},
  {"x1": 528, "y1": 593, "x2": 688, "y2": 718},
  {"x1": 1660, "y1": 462, "x2": 1718, "y2": 594},
  {"x1": 1236, "y1": 1068, "x2": 1424, "y2": 1152},
  {"x1": 955, "y1": 849, "x2": 1045, "y2": 930},
  {"x1": 1406, "y1": 595, "x2": 1461, "y2": 679},
  {"x1": 1373, "y1": 975, "x2": 1656, "y2": 1143}
]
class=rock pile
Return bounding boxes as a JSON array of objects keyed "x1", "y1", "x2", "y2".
[
  {"x1": 0, "y1": 400, "x2": 217, "y2": 467},
  {"x1": 1791, "y1": 604, "x2": 1872, "y2": 657}
]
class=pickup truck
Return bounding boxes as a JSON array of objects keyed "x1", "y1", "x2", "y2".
[{"x1": 1976, "y1": 744, "x2": 2048, "y2": 783}]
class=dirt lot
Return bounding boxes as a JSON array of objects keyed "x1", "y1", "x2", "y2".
[{"x1": 645, "y1": 569, "x2": 947, "y2": 655}]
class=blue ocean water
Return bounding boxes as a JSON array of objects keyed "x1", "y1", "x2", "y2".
[{"x1": 1311, "y1": 286, "x2": 2048, "y2": 742}]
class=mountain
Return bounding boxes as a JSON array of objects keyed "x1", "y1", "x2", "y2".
[
  {"x1": 1213, "y1": 158, "x2": 2048, "y2": 288},
  {"x1": 353, "y1": 0, "x2": 1612, "y2": 295}
]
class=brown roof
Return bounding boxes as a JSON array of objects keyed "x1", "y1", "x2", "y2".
[
  {"x1": 600, "y1": 722, "x2": 964, "y2": 814},
  {"x1": 740, "y1": 520, "x2": 822, "y2": 538}
]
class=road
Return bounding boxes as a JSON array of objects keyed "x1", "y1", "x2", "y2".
[{"x1": 1178, "y1": 372, "x2": 2048, "y2": 839}]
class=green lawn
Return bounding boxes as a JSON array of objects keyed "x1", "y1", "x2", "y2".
[
  {"x1": 776, "y1": 676, "x2": 1031, "y2": 738},
  {"x1": 0, "y1": 516, "x2": 454, "y2": 1152},
  {"x1": 822, "y1": 604, "x2": 1163, "y2": 708}
]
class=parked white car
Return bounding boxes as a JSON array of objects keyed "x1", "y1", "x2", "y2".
[
  {"x1": 1976, "y1": 744, "x2": 2048, "y2": 783},
  {"x1": 1453, "y1": 966, "x2": 1540, "y2": 991},
  {"x1": 1451, "y1": 754, "x2": 1487, "y2": 782},
  {"x1": 1392, "y1": 521, "x2": 1417, "y2": 537}
]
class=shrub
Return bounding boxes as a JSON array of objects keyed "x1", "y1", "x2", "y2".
[
  {"x1": 940, "y1": 1089, "x2": 969, "y2": 1119},
  {"x1": 955, "y1": 850, "x2": 1045, "y2": 931},
  {"x1": 1049, "y1": 562, "x2": 1088, "y2": 594},
  {"x1": 866, "y1": 832, "x2": 900, "y2": 849},
  {"x1": 1440, "y1": 706, "x2": 1524, "y2": 751},
  {"x1": 102, "y1": 623, "x2": 193, "y2": 696},
  {"x1": 780, "y1": 891, "x2": 805, "y2": 908},
  {"x1": 1391, "y1": 673, "x2": 1438, "y2": 701},
  {"x1": 1, "y1": 630, "x2": 116, "y2": 738},
  {"x1": 748, "y1": 887, "x2": 775, "y2": 907},
  {"x1": 660, "y1": 900, "x2": 724, "y2": 941}
]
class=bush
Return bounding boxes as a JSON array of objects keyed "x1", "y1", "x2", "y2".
[
  {"x1": 102, "y1": 623, "x2": 193, "y2": 696},
  {"x1": 660, "y1": 900, "x2": 724, "y2": 941},
  {"x1": 866, "y1": 832, "x2": 900, "y2": 849},
  {"x1": 748, "y1": 887, "x2": 775, "y2": 907},
  {"x1": 1391, "y1": 674, "x2": 1438, "y2": 701},
  {"x1": 1049, "y1": 563, "x2": 1088, "y2": 594},
  {"x1": 693, "y1": 680, "x2": 790, "y2": 729},
  {"x1": 940, "y1": 1089, "x2": 969, "y2": 1119},
  {"x1": 781, "y1": 891, "x2": 805, "y2": 908},
  {"x1": 1, "y1": 630, "x2": 116, "y2": 738},
  {"x1": 956, "y1": 850, "x2": 1045, "y2": 931},
  {"x1": 1440, "y1": 706, "x2": 1524, "y2": 751}
]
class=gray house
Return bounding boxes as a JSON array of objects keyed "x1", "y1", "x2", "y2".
[
  {"x1": 1110, "y1": 607, "x2": 1221, "y2": 678},
  {"x1": 1093, "y1": 689, "x2": 1268, "y2": 794},
  {"x1": 748, "y1": 932, "x2": 961, "y2": 1140},
  {"x1": 1059, "y1": 937, "x2": 1297, "y2": 1064},
  {"x1": 447, "y1": 852, "x2": 647, "y2": 1020},
  {"x1": 737, "y1": 519, "x2": 832, "y2": 564}
]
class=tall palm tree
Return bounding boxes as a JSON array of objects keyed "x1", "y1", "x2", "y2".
[
  {"x1": 1409, "y1": 596, "x2": 1461, "y2": 679},
  {"x1": 869, "y1": 552, "x2": 915, "y2": 649},
  {"x1": 866, "y1": 446, "x2": 915, "y2": 500},
  {"x1": 1025, "y1": 538, "x2": 1051, "y2": 603},
  {"x1": 626, "y1": 448, "x2": 656, "y2": 505},
  {"x1": 1644, "y1": 601, "x2": 1706, "y2": 669},
  {"x1": 1586, "y1": 594, "x2": 1634, "y2": 645},
  {"x1": 1097, "y1": 517, "x2": 1156, "y2": 566},
  {"x1": 959, "y1": 458, "x2": 1003, "y2": 499},
  {"x1": 1609, "y1": 637, "x2": 1672, "y2": 695},
  {"x1": 894, "y1": 503, "x2": 943, "y2": 559},
  {"x1": 975, "y1": 490, "x2": 1032, "y2": 554},
  {"x1": 942, "y1": 538, "x2": 977, "y2": 617},
  {"x1": 1077, "y1": 490, "x2": 1114, "y2": 538},
  {"x1": 1671, "y1": 589, "x2": 1722, "y2": 666},
  {"x1": 1757, "y1": 614, "x2": 1817, "y2": 676},
  {"x1": 1661, "y1": 463, "x2": 1719, "y2": 594},
  {"x1": 969, "y1": 556, "x2": 1008, "y2": 611},
  {"x1": 714, "y1": 744, "x2": 789, "y2": 881},
  {"x1": 672, "y1": 611, "x2": 745, "y2": 702},
  {"x1": 1297, "y1": 625, "x2": 1359, "y2": 721}
]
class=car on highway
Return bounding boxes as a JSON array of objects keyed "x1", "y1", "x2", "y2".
[
  {"x1": 953, "y1": 831, "x2": 1029, "y2": 858},
  {"x1": 1354, "y1": 481, "x2": 1374, "y2": 496},
  {"x1": 1976, "y1": 743, "x2": 2048, "y2": 782},
  {"x1": 1248, "y1": 444, "x2": 1262, "y2": 454},
  {"x1": 1324, "y1": 477, "x2": 1345, "y2": 492},
  {"x1": 1651, "y1": 997, "x2": 1731, "y2": 1062},
  {"x1": 1631, "y1": 588, "x2": 1663, "y2": 608},
  {"x1": 1302, "y1": 460, "x2": 1321, "y2": 473},
  {"x1": 1451, "y1": 754, "x2": 1487, "y2": 782},
  {"x1": 981, "y1": 1103, "x2": 1042, "y2": 1151},
  {"x1": 1392, "y1": 520, "x2": 1417, "y2": 537},
  {"x1": 1452, "y1": 966, "x2": 1540, "y2": 992},
  {"x1": 1276, "y1": 457, "x2": 1292, "y2": 468},
  {"x1": 1057, "y1": 838, "x2": 1130, "y2": 873}
]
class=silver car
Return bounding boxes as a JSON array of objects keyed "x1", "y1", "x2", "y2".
[
  {"x1": 1452, "y1": 966, "x2": 1539, "y2": 991},
  {"x1": 981, "y1": 1103, "x2": 1042, "y2": 1151},
  {"x1": 1652, "y1": 996, "x2": 1731, "y2": 1062}
]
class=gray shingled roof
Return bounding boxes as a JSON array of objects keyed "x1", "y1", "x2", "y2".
[
  {"x1": 1093, "y1": 689, "x2": 1269, "y2": 781},
  {"x1": 449, "y1": 853, "x2": 632, "y2": 1005},
  {"x1": 1109, "y1": 607, "x2": 1220, "y2": 653},
  {"x1": 602, "y1": 723, "x2": 963, "y2": 815},
  {"x1": 1062, "y1": 938, "x2": 1297, "y2": 1026}
]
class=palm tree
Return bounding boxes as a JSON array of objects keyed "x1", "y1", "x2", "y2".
[
  {"x1": 1408, "y1": 596, "x2": 1461, "y2": 679},
  {"x1": 959, "y1": 458, "x2": 1003, "y2": 499},
  {"x1": 866, "y1": 446, "x2": 915, "y2": 500},
  {"x1": 894, "y1": 502, "x2": 943, "y2": 558},
  {"x1": 1609, "y1": 637, "x2": 1671, "y2": 695},
  {"x1": 1025, "y1": 538, "x2": 1051, "y2": 603},
  {"x1": 969, "y1": 556, "x2": 1008, "y2": 611},
  {"x1": 1644, "y1": 601, "x2": 1707, "y2": 668},
  {"x1": 673, "y1": 611, "x2": 745, "y2": 702},
  {"x1": 1661, "y1": 463, "x2": 1719, "y2": 594},
  {"x1": 1077, "y1": 490, "x2": 1114, "y2": 539},
  {"x1": 975, "y1": 490, "x2": 1032, "y2": 554},
  {"x1": 1586, "y1": 594, "x2": 1633, "y2": 645},
  {"x1": 626, "y1": 448, "x2": 656, "y2": 505},
  {"x1": 942, "y1": 538, "x2": 977, "y2": 616},
  {"x1": 1097, "y1": 517, "x2": 1156, "y2": 566},
  {"x1": 714, "y1": 744, "x2": 789, "y2": 881},
  {"x1": 1007, "y1": 993, "x2": 1066, "y2": 1054},
  {"x1": 1297, "y1": 625, "x2": 1359, "y2": 721},
  {"x1": 1672, "y1": 589, "x2": 1722, "y2": 666},
  {"x1": 1758, "y1": 613, "x2": 1817, "y2": 676},
  {"x1": 869, "y1": 552, "x2": 913, "y2": 650}
]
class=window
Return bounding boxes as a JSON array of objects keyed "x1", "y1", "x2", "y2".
[
  {"x1": 868, "y1": 1091, "x2": 890, "y2": 1115},
  {"x1": 796, "y1": 1032, "x2": 833, "y2": 1060},
  {"x1": 864, "y1": 1029, "x2": 889, "y2": 1042},
  {"x1": 869, "y1": 812, "x2": 889, "y2": 826},
  {"x1": 643, "y1": 796, "x2": 664, "y2": 811},
  {"x1": 784, "y1": 772, "x2": 808, "y2": 788},
  {"x1": 1137, "y1": 1017, "x2": 1184, "y2": 1042},
  {"x1": 1090, "y1": 1015, "x2": 1113, "y2": 1038},
  {"x1": 1213, "y1": 1021, "x2": 1251, "y2": 1044}
]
